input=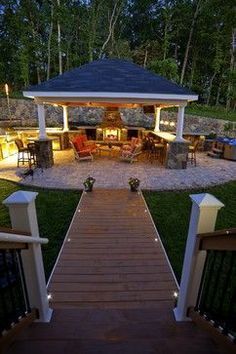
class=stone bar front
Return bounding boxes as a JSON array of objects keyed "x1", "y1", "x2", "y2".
[
  {"x1": 34, "y1": 139, "x2": 54, "y2": 169},
  {"x1": 166, "y1": 141, "x2": 189, "y2": 169},
  {"x1": 153, "y1": 132, "x2": 189, "y2": 169}
]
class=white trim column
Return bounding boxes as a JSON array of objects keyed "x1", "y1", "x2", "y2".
[
  {"x1": 175, "y1": 104, "x2": 186, "y2": 141},
  {"x1": 154, "y1": 107, "x2": 161, "y2": 133},
  {"x1": 37, "y1": 104, "x2": 47, "y2": 140},
  {"x1": 174, "y1": 193, "x2": 224, "y2": 321},
  {"x1": 3, "y1": 191, "x2": 53, "y2": 322},
  {"x1": 62, "y1": 105, "x2": 69, "y2": 132}
]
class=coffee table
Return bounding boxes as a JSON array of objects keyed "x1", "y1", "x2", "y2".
[{"x1": 98, "y1": 145, "x2": 120, "y2": 158}]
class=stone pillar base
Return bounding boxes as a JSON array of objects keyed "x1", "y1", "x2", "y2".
[
  {"x1": 166, "y1": 141, "x2": 189, "y2": 169},
  {"x1": 34, "y1": 139, "x2": 54, "y2": 169}
]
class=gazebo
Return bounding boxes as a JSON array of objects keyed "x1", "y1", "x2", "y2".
[{"x1": 23, "y1": 59, "x2": 198, "y2": 168}]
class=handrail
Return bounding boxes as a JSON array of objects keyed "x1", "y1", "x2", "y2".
[
  {"x1": 0, "y1": 227, "x2": 31, "y2": 236},
  {"x1": 0, "y1": 232, "x2": 48, "y2": 245},
  {"x1": 197, "y1": 227, "x2": 236, "y2": 238},
  {"x1": 197, "y1": 228, "x2": 236, "y2": 251}
]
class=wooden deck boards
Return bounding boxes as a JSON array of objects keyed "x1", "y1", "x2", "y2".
[{"x1": 48, "y1": 189, "x2": 177, "y2": 309}]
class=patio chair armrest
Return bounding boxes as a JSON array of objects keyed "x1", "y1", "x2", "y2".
[{"x1": 78, "y1": 148, "x2": 92, "y2": 154}]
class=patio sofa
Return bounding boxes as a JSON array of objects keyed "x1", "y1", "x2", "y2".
[{"x1": 70, "y1": 135, "x2": 96, "y2": 162}]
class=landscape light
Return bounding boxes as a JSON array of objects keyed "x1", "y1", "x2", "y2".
[
  {"x1": 5, "y1": 83, "x2": 9, "y2": 95},
  {"x1": 4, "y1": 83, "x2": 11, "y2": 122}
]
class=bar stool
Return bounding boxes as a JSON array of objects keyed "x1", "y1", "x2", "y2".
[
  {"x1": 147, "y1": 140, "x2": 155, "y2": 163},
  {"x1": 15, "y1": 139, "x2": 29, "y2": 167},
  {"x1": 188, "y1": 140, "x2": 199, "y2": 166},
  {"x1": 154, "y1": 143, "x2": 165, "y2": 164},
  {"x1": 27, "y1": 143, "x2": 37, "y2": 167}
]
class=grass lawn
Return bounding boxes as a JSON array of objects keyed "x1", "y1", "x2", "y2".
[
  {"x1": 143, "y1": 181, "x2": 236, "y2": 283},
  {"x1": 0, "y1": 180, "x2": 81, "y2": 280},
  {"x1": 1, "y1": 178, "x2": 235, "y2": 286},
  {"x1": 165, "y1": 103, "x2": 236, "y2": 122}
]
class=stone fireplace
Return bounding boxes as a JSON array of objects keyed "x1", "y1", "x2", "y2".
[
  {"x1": 99, "y1": 107, "x2": 124, "y2": 141},
  {"x1": 103, "y1": 128, "x2": 121, "y2": 141}
]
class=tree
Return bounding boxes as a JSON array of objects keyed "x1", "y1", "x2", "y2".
[
  {"x1": 180, "y1": 0, "x2": 203, "y2": 85},
  {"x1": 148, "y1": 58, "x2": 179, "y2": 82}
]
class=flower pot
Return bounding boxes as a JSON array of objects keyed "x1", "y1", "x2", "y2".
[
  {"x1": 130, "y1": 186, "x2": 138, "y2": 192},
  {"x1": 85, "y1": 186, "x2": 93, "y2": 192}
]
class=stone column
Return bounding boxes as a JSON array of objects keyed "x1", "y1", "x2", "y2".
[
  {"x1": 165, "y1": 140, "x2": 189, "y2": 169},
  {"x1": 37, "y1": 104, "x2": 47, "y2": 140},
  {"x1": 154, "y1": 107, "x2": 161, "y2": 133},
  {"x1": 63, "y1": 105, "x2": 69, "y2": 132},
  {"x1": 3, "y1": 191, "x2": 53, "y2": 322},
  {"x1": 174, "y1": 193, "x2": 224, "y2": 321},
  {"x1": 175, "y1": 104, "x2": 186, "y2": 141},
  {"x1": 34, "y1": 139, "x2": 54, "y2": 168}
]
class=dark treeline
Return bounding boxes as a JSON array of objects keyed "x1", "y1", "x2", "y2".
[{"x1": 0, "y1": 0, "x2": 235, "y2": 108}]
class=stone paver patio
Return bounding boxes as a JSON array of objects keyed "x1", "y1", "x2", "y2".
[{"x1": 0, "y1": 150, "x2": 235, "y2": 190}]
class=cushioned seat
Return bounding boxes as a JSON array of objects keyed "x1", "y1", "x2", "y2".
[
  {"x1": 70, "y1": 135, "x2": 95, "y2": 162},
  {"x1": 120, "y1": 144, "x2": 142, "y2": 163}
]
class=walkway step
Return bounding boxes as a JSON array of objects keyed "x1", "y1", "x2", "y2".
[
  {"x1": 48, "y1": 189, "x2": 177, "y2": 309},
  {"x1": 7, "y1": 308, "x2": 222, "y2": 354}
]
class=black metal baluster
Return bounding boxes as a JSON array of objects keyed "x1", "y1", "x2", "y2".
[
  {"x1": 0, "y1": 251, "x2": 9, "y2": 333},
  {"x1": 207, "y1": 251, "x2": 226, "y2": 321},
  {"x1": 0, "y1": 248, "x2": 31, "y2": 334},
  {"x1": 221, "y1": 252, "x2": 236, "y2": 339},
  {"x1": 195, "y1": 251, "x2": 210, "y2": 313},
  {"x1": 10, "y1": 250, "x2": 25, "y2": 319},
  {"x1": 2, "y1": 250, "x2": 18, "y2": 328},
  {"x1": 10, "y1": 249, "x2": 24, "y2": 322},
  {"x1": 17, "y1": 250, "x2": 31, "y2": 313},
  {"x1": 217, "y1": 252, "x2": 235, "y2": 327},
  {"x1": 198, "y1": 250, "x2": 217, "y2": 315}
]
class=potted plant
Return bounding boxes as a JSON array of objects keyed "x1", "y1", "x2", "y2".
[
  {"x1": 83, "y1": 176, "x2": 96, "y2": 192},
  {"x1": 128, "y1": 177, "x2": 140, "y2": 192}
]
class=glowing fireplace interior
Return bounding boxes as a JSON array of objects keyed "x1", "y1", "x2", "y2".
[{"x1": 103, "y1": 128, "x2": 120, "y2": 141}]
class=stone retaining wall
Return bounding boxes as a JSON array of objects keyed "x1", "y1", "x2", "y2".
[{"x1": 0, "y1": 98, "x2": 234, "y2": 136}]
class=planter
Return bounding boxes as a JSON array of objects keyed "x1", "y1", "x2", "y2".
[
  {"x1": 128, "y1": 177, "x2": 140, "y2": 192},
  {"x1": 130, "y1": 186, "x2": 138, "y2": 192},
  {"x1": 83, "y1": 176, "x2": 96, "y2": 192},
  {"x1": 84, "y1": 186, "x2": 93, "y2": 192}
]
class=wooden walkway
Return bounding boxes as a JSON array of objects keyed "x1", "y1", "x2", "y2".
[
  {"x1": 48, "y1": 189, "x2": 177, "y2": 309},
  {"x1": 8, "y1": 190, "x2": 223, "y2": 354}
]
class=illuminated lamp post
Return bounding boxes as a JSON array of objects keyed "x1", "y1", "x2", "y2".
[{"x1": 5, "y1": 83, "x2": 12, "y2": 124}]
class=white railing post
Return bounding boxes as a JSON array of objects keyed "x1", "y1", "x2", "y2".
[
  {"x1": 3, "y1": 190, "x2": 53, "y2": 322},
  {"x1": 174, "y1": 193, "x2": 224, "y2": 321}
]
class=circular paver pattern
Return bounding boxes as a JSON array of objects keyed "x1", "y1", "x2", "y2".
[{"x1": 0, "y1": 150, "x2": 235, "y2": 190}]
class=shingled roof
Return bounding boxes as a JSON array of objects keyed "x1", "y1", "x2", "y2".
[{"x1": 24, "y1": 59, "x2": 197, "y2": 102}]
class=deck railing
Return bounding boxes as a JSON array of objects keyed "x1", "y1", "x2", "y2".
[
  {"x1": 174, "y1": 193, "x2": 236, "y2": 352},
  {"x1": 0, "y1": 191, "x2": 53, "y2": 351},
  {"x1": 0, "y1": 225, "x2": 50, "y2": 351},
  {"x1": 0, "y1": 240, "x2": 30, "y2": 335},
  {"x1": 193, "y1": 229, "x2": 236, "y2": 341}
]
